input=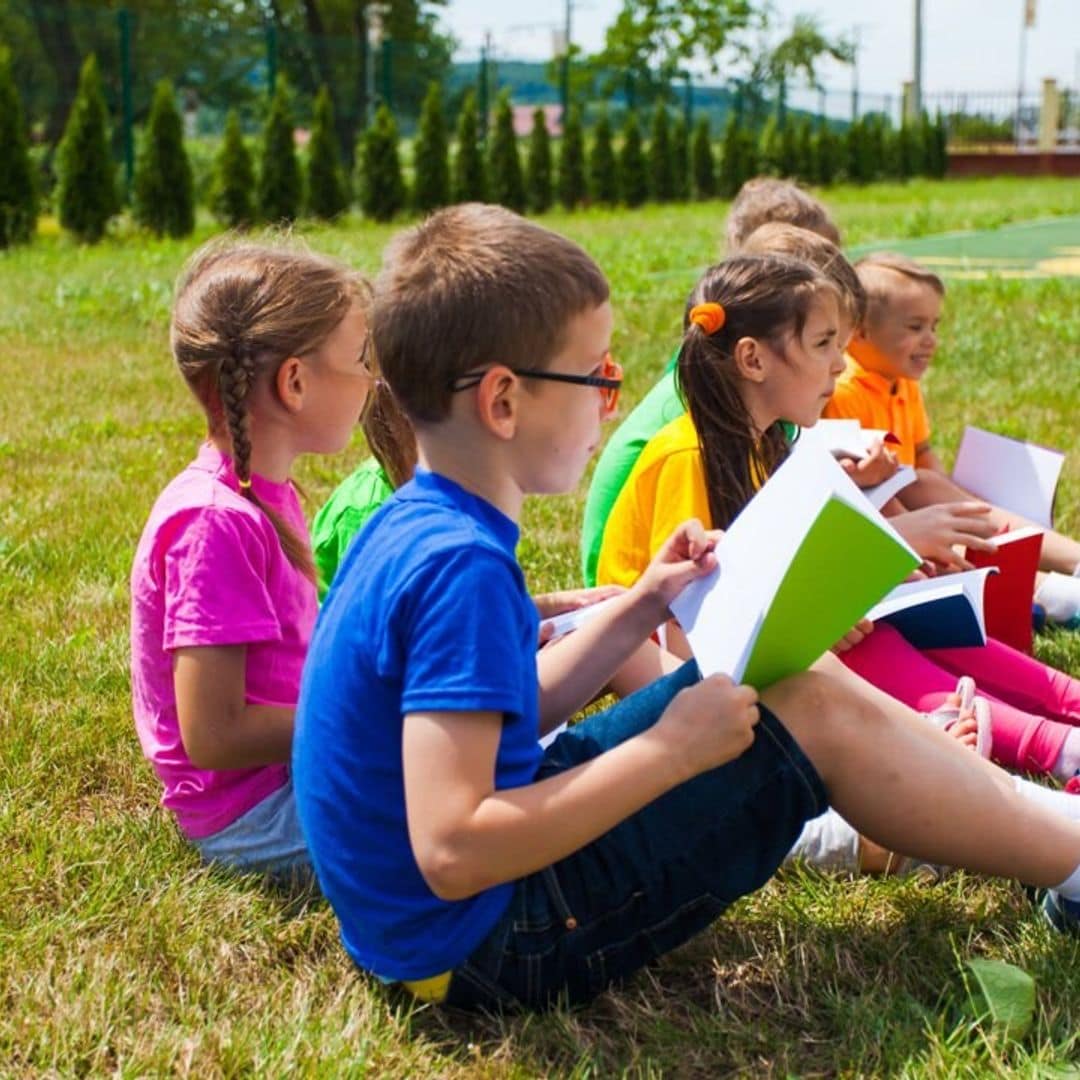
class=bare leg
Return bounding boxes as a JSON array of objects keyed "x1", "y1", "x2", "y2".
[
  {"x1": 900, "y1": 468, "x2": 1080, "y2": 575},
  {"x1": 761, "y1": 658, "x2": 1080, "y2": 885}
]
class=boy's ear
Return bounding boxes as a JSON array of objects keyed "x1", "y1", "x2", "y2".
[
  {"x1": 850, "y1": 324, "x2": 871, "y2": 344},
  {"x1": 732, "y1": 336, "x2": 767, "y2": 383},
  {"x1": 474, "y1": 365, "x2": 520, "y2": 441},
  {"x1": 274, "y1": 356, "x2": 305, "y2": 414}
]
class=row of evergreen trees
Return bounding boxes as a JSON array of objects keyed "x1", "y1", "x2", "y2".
[{"x1": 0, "y1": 47, "x2": 949, "y2": 247}]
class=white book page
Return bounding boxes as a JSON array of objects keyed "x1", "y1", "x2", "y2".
[
  {"x1": 539, "y1": 594, "x2": 623, "y2": 641},
  {"x1": 801, "y1": 419, "x2": 895, "y2": 459},
  {"x1": 862, "y1": 465, "x2": 917, "y2": 511},
  {"x1": 952, "y1": 426, "x2": 1065, "y2": 529}
]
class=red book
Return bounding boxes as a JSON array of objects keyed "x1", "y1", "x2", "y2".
[{"x1": 965, "y1": 526, "x2": 1044, "y2": 654}]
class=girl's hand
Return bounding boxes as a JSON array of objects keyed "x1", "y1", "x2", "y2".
[
  {"x1": 533, "y1": 585, "x2": 624, "y2": 620},
  {"x1": 893, "y1": 502, "x2": 997, "y2": 572},
  {"x1": 830, "y1": 617, "x2": 873, "y2": 654},
  {"x1": 651, "y1": 674, "x2": 760, "y2": 779},
  {"x1": 840, "y1": 441, "x2": 899, "y2": 488},
  {"x1": 633, "y1": 519, "x2": 722, "y2": 618}
]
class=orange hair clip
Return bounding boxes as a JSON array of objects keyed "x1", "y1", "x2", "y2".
[{"x1": 689, "y1": 302, "x2": 725, "y2": 335}]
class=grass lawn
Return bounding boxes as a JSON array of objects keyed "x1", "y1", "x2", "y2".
[{"x1": 3, "y1": 175, "x2": 1080, "y2": 1076}]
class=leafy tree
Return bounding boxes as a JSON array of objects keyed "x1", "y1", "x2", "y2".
[
  {"x1": 487, "y1": 91, "x2": 525, "y2": 212},
  {"x1": 525, "y1": 107, "x2": 553, "y2": 214},
  {"x1": 589, "y1": 108, "x2": 619, "y2": 205},
  {"x1": 764, "y1": 14, "x2": 854, "y2": 92},
  {"x1": 690, "y1": 115, "x2": 715, "y2": 199},
  {"x1": 358, "y1": 103, "x2": 406, "y2": 221},
  {"x1": 413, "y1": 81, "x2": 450, "y2": 212},
  {"x1": 132, "y1": 79, "x2": 194, "y2": 237},
  {"x1": 56, "y1": 54, "x2": 116, "y2": 244},
  {"x1": 812, "y1": 123, "x2": 840, "y2": 186},
  {"x1": 671, "y1": 111, "x2": 690, "y2": 200},
  {"x1": 557, "y1": 105, "x2": 588, "y2": 210},
  {"x1": 257, "y1": 76, "x2": 302, "y2": 224},
  {"x1": 618, "y1": 109, "x2": 648, "y2": 207},
  {"x1": 453, "y1": 89, "x2": 486, "y2": 202},
  {"x1": 306, "y1": 84, "x2": 349, "y2": 219},
  {"x1": 758, "y1": 115, "x2": 783, "y2": 176},
  {"x1": 649, "y1": 106, "x2": 674, "y2": 201},
  {"x1": 0, "y1": 46, "x2": 37, "y2": 246},
  {"x1": 211, "y1": 110, "x2": 256, "y2": 228}
]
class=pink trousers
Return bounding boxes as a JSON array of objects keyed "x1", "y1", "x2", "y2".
[{"x1": 840, "y1": 623, "x2": 1080, "y2": 774}]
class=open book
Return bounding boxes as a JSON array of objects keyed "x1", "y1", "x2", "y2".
[
  {"x1": 671, "y1": 446, "x2": 920, "y2": 688},
  {"x1": 965, "y1": 525, "x2": 1044, "y2": 654},
  {"x1": 867, "y1": 568, "x2": 997, "y2": 650},
  {"x1": 796, "y1": 421, "x2": 916, "y2": 510},
  {"x1": 952, "y1": 426, "x2": 1065, "y2": 530}
]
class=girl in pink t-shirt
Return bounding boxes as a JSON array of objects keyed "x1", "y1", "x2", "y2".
[{"x1": 130, "y1": 240, "x2": 374, "y2": 878}]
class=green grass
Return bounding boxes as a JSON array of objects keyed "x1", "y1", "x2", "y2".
[{"x1": 3, "y1": 176, "x2": 1080, "y2": 1076}]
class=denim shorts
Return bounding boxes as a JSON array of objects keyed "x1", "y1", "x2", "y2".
[
  {"x1": 191, "y1": 780, "x2": 314, "y2": 886},
  {"x1": 444, "y1": 661, "x2": 828, "y2": 1011}
]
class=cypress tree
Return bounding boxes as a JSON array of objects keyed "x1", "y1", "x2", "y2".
[
  {"x1": 718, "y1": 113, "x2": 743, "y2": 197},
  {"x1": 132, "y1": 79, "x2": 194, "y2": 237},
  {"x1": 812, "y1": 123, "x2": 840, "y2": 187},
  {"x1": 452, "y1": 89, "x2": 486, "y2": 202},
  {"x1": 895, "y1": 120, "x2": 917, "y2": 180},
  {"x1": 210, "y1": 110, "x2": 255, "y2": 228},
  {"x1": 358, "y1": 103, "x2": 406, "y2": 222},
  {"x1": 924, "y1": 111, "x2": 948, "y2": 178},
  {"x1": 557, "y1": 105, "x2": 587, "y2": 210},
  {"x1": 525, "y1": 107, "x2": 553, "y2": 213},
  {"x1": 413, "y1": 81, "x2": 450, "y2": 212},
  {"x1": 256, "y1": 76, "x2": 302, "y2": 223},
  {"x1": 758, "y1": 115, "x2": 784, "y2": 176},
  {"x1": 844, "y1": 117, "x2": 870, "y2": 183},
  {"x1": 0, "y1": 46, "x2": 37, "y2": 246},
  {"x1": 671, "y1": 112, "x2": 690, "y2": 200},
  {"x1": 691, "y1": 115, "x2": 715, "y2": 200},
  {"x1": 487, "y1": 92, "x2": 525, "y2": 212},
  {"x1": 779, "y1": 120, "x2": 800, "y2": 178},
  {"x1": 618, "y1": 110, "x2": 648, "y2": 207},
  {"x1": 306, "y1": 85, "x2": 349, "y2": 219},
  {"x1": 589, "y1": 108, "x2": 619, "y2": 205},
  {"x1": 56, "y1": 55, "x2": 117, "y2": 243},
  {"x1": 648, "y1": 106, "x2": 674, "y2": 201},
  {"x1": 794, "y1": 119, "x2": 815, "y2": 183}
]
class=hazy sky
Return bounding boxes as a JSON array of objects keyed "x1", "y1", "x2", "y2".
[{"x1": 442, "y1": 0, "x2": 1079, "y2": 97}]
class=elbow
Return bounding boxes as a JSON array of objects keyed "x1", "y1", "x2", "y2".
[{"x1": 414, "y1": 841, "x2": 487, "y2": 902}]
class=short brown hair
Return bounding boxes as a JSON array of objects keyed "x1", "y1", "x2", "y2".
[
  {"x1": 373, "y1": 203, "x2": 610, "y2": 423},
  {"x1": 855, "y1": 252, "x2": 945, "y2": 326},
  {"x1": 741, "y1": 221, "x2": 866, "y2": 325},
  {"x1": 725, "y1": 177, "x2": 841, "y2": 252}
]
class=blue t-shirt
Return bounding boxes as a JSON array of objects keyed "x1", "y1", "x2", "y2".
[{"x1": 293, "y1": 469, "x2": 543, "y2": 981}]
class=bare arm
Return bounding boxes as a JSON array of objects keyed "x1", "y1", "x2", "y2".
[
  {"x1": 173, "y1": 646, "x2": 294, "y2": 769},
  {"x1": 403, "y1": 675, "x2": 760, "y2": 900}
]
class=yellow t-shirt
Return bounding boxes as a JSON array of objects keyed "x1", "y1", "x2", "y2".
[
  {"x1": 596, "y1": 412, "x2": 712, "y2": 588},
  {"x1": 821, "y1": 348, "x2": 930, "y2": 467}
]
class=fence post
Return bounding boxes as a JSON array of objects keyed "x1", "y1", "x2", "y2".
[
  {"x1": 118, "y1": 7, "x2": 134, "y2": 198},
  {"x1": 265, "y1": 20, "x2": 278, "y2": 97},
  {"x1": 1039, "y1": 78, "x2": 1060, "y2": 151}
]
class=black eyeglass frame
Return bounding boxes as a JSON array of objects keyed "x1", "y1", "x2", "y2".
[{"x1": 448, "y1": 366, "x2": 622, "y2": 394}]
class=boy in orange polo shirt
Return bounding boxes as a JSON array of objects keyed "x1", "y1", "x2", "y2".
[{"x1": 824, "y1": 251, "x2": 1080, "y2": 624}]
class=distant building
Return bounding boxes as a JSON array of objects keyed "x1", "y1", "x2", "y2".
[{"x1": 511, "y1": 103, "x2": 561, "y2": 137}]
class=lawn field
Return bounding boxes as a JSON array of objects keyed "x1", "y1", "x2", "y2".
[{"x1": 3, "y1": 176, "x2": 1080, "y2": 1076}]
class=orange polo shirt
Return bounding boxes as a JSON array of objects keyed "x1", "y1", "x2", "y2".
[{"x1": 822, "y1": 348, "x2": 930, "y2": 467}]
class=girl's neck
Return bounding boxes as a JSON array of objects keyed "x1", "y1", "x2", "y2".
[{"x1": 210, "y1": 430, "x2": 298, "y2": 485}]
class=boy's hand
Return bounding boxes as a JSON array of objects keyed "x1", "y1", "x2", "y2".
[
  {"x1": 892, "y1": 502, "x2": 998, "y2": 572},
  {"x1": 830, "y1": 618, "x2": 874, "y2": 654},
  {"x1": 634, "y1": 519, "x2": 721, "y2": 618},
  {"x1": 533, "y1": 585, "x2": 623, "y2": 620},
  {"x1": 839, "y1": 441, "x2": 899, "y2": 489},
  {"x1": 653, "y1": 674, "x2": 760, "y2": 779}
]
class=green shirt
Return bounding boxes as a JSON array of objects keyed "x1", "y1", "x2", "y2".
[{"x1": 312, "y1": 457, "x2": 394, "y2": 601}]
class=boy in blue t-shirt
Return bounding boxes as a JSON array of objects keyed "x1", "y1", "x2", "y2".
[{"x1": 293, "y1": 205, "x2": 1080, "y2": 1011}]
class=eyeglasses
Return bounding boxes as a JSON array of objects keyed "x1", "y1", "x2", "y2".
[{"x1": 449, "y1": 354, "x2": 623, "y2": 415}]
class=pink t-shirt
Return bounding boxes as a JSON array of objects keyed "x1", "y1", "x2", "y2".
[{"x1": 130, "y1": 443, "x2": 317, "y2": 839}]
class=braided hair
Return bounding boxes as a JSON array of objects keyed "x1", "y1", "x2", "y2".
[
  {"x1": 171, "y1": 238, "x2": 371, "y2": 582},
  {"x1": 677, "y1": 253, "x2": 837, "y2": 529}
]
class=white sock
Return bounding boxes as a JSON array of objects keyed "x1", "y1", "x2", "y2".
[
  {"x1": 1011, "y1": 774, "x2": 1080, "y2": 821},
  {"x1": 1054, "y1": 861, "x2": 1080, "y2": 903},
  {"x1": 1035, "y1": 572, "x2": 1080, "y2": 624},
  {"x1": 785, "y1": 809, "x2": 861, "y2": 872},
  {"x1": 1053, "y1": 729, "x2": 1080, "y2": 783}
]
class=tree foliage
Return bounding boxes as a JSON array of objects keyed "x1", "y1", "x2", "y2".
[
  {"x1": 56, "y1": 54, "x2": 116, "y2": 243},
  {"x1": 690, "y1": 115, "x2": 714, "y2": 199},
  {"x1": 210, "y1": 110, "x2": 255, "y2": 228},
  {"x1": 619, "y1": 109, "x2": 648, "y2": 207},
  {"x1": 487, "y1": 91, "x2": 525, "y2": 212},
  {"x1": 452, "y1": 89, "x2": 486, "y2": 202},
  {"x1": 358, "y1": 102, "x2": 406, "y2": 221},
  {"x1": 412, "y1": 80, "x2": 450, "y2": 212},
  {"x1": 132, "y1": 79, "x2": 194, "y2": 237},
  {"x1": 306, "y1": 84, "x2": 349, "y2": 219},
  {"x1": 648, "y1": 106, "x2": 674, "y2": 201},
  {"x1": 557, "y1": 106, "x2": 588, "y2": 210},
  {"x1": 671, "y1": 111, "x2": 690, "y2": 200},
  {"x1": 0, "y1": 45, "x2": 37, "y2": 246},
  {"x1": 525, "y1": 107, "x2": 553, "y2": 214},
  {"x1": 257, "y1": 76, "x2": 302, "y2": 224},
  {"x1": 589, "y1": 108, "x2": 619, "y2": 205}
]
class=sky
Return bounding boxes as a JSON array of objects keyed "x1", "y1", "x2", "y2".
[{"x1": 441, "y1": 0, "x2": 1080, "y2": 99}]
